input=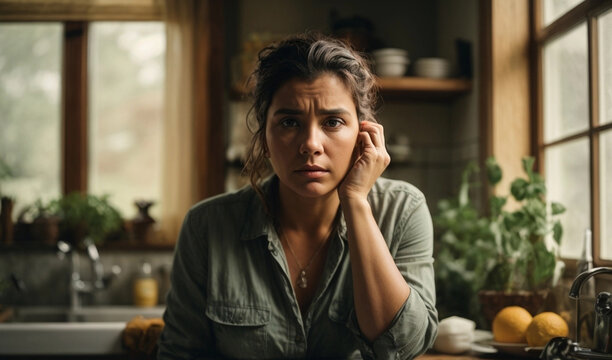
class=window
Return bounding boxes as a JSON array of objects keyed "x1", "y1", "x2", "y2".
[
  {"x1": 0, "y1": 23, "x2": 62, "y2": 215},
  {"x1": 536, "y1": 0, "x2": 612, "y2": 264},
  {"x1": 88, "y1": 22, "x2": 165, "y2": 218},
  {"x1": 0, "y1": 21, "x2": 165, "y2": 219}
]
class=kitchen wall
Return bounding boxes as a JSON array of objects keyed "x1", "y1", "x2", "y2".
[{"x1": 223, "y1": 0, "x2": 480, "y2": 210}]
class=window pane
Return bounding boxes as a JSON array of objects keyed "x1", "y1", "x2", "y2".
[
  {"x1": 89, "y1": 22, "x2": 165, "y2": 219},
  {"x1": 543, "y1": 0, "x2": 583, "y2": 27},
  {"x1": 545, "y1": 138, "x2": 590, "y2": 260},
  {"x1": 544, "y1": 23, "x2": 589, "y2": 143},
  {"x1": 601, "y1": 130, "x2": 612, "y2": 261},
  {"x1": 0, "y1": 23, "x2": 62, "y2": 217},
  {"x1": 600, "y1": 8, "x2": 612, "y2": 125}
]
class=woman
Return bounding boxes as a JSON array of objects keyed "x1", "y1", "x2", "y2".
[{"x1": 158, "y1": 33, "x2": 438, "y2": 359}]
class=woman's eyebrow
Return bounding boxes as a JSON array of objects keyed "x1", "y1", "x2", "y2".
[
  {"x1": 272, "y1": 107, "x2": 351, "y2": 116},
  {"x1": 318, "y1": 108, "x2": 351, "y2": 115}
]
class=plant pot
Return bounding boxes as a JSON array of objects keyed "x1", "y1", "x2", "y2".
[
  {"x1": 32, "y1": 216, "x2": 60, "y2": 245},
  {"x1": 478, "y1": 289, "x2": 549, "y2": 328},
  {"x1": 132, "y1": 200, "x2": 156, "y2": 244},
  {"x1": 0, "y1": 197, "x2": 14, "y2": 244}
]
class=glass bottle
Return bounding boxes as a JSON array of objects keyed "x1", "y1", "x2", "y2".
[
  {"x1": 576, "y1": 229, "x2": 596, "y2": 347},
  {"x1": 133, "y1": 260, "x2": 158, "y2": 307}
]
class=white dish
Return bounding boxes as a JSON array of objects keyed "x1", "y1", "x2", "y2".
[
  {"x1": 489, "y1": 341, "x2": 544, "y2": 358},
  {"x1": 374, "y1": 55, "x2": 409, "y2": 65},
  {"x1": 375, "y1": 62, "x2": 407, "y2": 77},
  {"x1": 414, "y1": 57, "x2": 450, "y2": 78},
  {"x1": 372, "y1": 48, "x2": 409, "y2": 58}
]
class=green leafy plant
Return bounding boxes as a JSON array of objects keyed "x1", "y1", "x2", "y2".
[
  {"x1": 47, "y1": 193, "x2": 124, "y2": 246},
  {"x1": 434, "y1": 157, "x2": 566, "y2": 322}
]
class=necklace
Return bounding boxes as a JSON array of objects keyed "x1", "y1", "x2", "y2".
[{"x1": 278, "y1": 224, "x2": 334, "y2": 289}]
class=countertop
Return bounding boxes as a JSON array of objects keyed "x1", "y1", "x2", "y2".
[{"x1": 418, "y1": 353, "x2": 533, "y2": 359}]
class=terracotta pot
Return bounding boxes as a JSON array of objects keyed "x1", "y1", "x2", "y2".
[
  {"x1": 0, "y1": 197, "x2": 14, "y2": 244},
  {"x1": 32, "y1": 216, "x2": 60, "y2": 245},
  {"x1": 478, "y1": 289, "x2": 549, "y2": 327}
]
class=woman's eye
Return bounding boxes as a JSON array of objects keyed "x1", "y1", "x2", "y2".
[
  {"x1": 280, "y1": 118, "x2": 299, "y2": 127},
  {"x1": 324, "y1": 118, "x2": 343, "y2": 128}
]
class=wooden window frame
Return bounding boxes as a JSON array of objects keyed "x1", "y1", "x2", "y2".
[
  {"x1": 1, "y1": 1, "x2": 226, "y2": 208},
  {"x1": 0, "y1": 2, "x2": 165, "y2": 197},
  {"x1": 532, "y1": 0, "x2": 612, "y2": 266}
]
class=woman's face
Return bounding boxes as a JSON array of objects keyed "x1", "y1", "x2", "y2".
[{"x1": 265, "y1": 73, "x2": 360, "y2": 199}]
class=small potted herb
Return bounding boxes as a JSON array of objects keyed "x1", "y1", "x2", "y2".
[{"x1": 47, "y1": 193, "x2": 124, "y2": 246}]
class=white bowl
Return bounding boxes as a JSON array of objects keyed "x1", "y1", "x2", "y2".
[
  {"x1": 375, "y1": 61, "x2": 408, "y2": 77},
  {"x1": 372, "y1": 48, "x2": 409, "y2": 58},
  {"x1": 414, "y1": 57, "x2": 450, "y2": 78},
  {"x1": 375, "y1": 55, "x2": 409, "y2": 65}
]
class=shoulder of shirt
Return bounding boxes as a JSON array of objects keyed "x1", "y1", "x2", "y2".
[{"x1": 370, "y1": 177, "x2": 425, "y2": 203}]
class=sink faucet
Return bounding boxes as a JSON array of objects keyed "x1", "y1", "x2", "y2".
[
  {"x1": 56, "y1": 238, "x2": 121, "y2": 310},
  {"x1": 569, "y1": 267, "x2": 612, "y2": 354}
]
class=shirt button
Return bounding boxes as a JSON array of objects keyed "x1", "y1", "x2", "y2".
[{"x1": 267, "y1": 242, "x2": 276, "y2": 253}]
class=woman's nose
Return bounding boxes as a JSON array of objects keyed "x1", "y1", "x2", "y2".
[{"x1": 299, "y1": 126, "x2": 323, "y2": 155}]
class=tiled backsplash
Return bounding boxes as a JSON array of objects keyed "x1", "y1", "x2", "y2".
[{"x1": 0, "y1": 249, "x2": 174, "y2": 307}]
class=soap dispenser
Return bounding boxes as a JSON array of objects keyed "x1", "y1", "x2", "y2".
[{"x1": 133, "y1": 260, "x2": 158, "y2": 307}]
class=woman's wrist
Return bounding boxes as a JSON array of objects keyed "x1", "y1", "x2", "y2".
[{"x1": 339, "y1": 194, "x2": 370, "y2": 213}]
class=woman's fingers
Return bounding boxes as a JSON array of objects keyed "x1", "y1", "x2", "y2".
[
  {"x1": 359, "y1": 121, "x2": 390, "y2": 166},
  {"x1": 360, "y1": 121, "x2": 386, "y2": 149}
]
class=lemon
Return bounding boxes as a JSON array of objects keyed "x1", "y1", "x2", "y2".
[
  {"x1": 492, "y1": 306, "x2": 533, "y2": 343},
  {"x1": 526, "y1": 312, "x2": 569, "y2": 347}
]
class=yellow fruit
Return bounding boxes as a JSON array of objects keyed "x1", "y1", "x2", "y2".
[
  {"x1": 492, "y1": 306, "x2": 533, "y2": 343},
  {"x1": 526, "y1": 312, "x2": 569, "y2": 347}
]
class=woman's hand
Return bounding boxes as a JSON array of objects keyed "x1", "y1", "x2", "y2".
[{"x1": 338, "y1": 121, "x2": 391, "y2": 202}]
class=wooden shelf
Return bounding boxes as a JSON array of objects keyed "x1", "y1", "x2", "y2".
[
  {"x1": 230, "y1": 77, "x2": 472, "y2": 101},
  {"x1": 376, "y1": 76, "x2": 472, "y2": 99}
]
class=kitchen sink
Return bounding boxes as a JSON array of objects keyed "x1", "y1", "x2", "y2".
[
  {"x1": 8, "y1": 305, "x2": 165, "y2": 322},
  {"x1": 0, "y1": 305, "x2": 165, "y2": 355}
]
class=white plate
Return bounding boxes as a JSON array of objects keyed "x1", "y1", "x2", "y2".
[{"x1": 489, "y1": 341, "x2": 544, "y2": 358}]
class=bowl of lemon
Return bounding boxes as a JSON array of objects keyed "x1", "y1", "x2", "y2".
[{"x1": 490, "y1": 306, "x2": 569, "y2": 358}]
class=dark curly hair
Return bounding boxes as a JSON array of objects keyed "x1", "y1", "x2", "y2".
[{"x1": 243, "y1": 32, "x2": 379, "y2": 203}]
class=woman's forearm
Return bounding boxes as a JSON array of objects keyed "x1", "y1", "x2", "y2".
[{"x1": 341, "y1": 196, "x2": 411, "y2": 341}]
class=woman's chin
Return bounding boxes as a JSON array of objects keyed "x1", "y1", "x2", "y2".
[{"x1": 289, "y1": 182, "x2": 338, "y2": 199}]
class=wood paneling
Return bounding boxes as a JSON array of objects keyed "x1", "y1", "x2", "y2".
[
  {"x1": 0, "y1": 0, "x2": 162, "y2": 21},
  {"x1": 193, "y1": 0, "x2": 226, "y2": 200},
  {"x1": 479, "y1": 0, "x2": 532, "y2": 205},
  {"x1": 62, "y1": 21, "x2": 88, "y2": 195}
]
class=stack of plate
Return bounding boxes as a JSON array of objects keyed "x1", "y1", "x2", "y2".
[{"x1": 371, "y1": 48, "x2": 410, "y2": 77}]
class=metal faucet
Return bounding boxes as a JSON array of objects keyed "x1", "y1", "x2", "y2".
[
  {"x1": 569, "y1": 267, "x2": 612, "y2": 354},
  {"x1": 541, "y1": 267, "x2": 612, "y2": 359},
  {"x1": 56, "y1": 238, "x2": 121, "y2": 310}
]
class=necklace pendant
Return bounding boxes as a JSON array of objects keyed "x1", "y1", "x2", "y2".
[{"x1": 298, "y1": 270, "x2": 307, "y2": 288}]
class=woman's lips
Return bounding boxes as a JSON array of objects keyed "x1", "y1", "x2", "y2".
[{"x1": 295, "y1": 165, "x2": 329, "y2": 179}]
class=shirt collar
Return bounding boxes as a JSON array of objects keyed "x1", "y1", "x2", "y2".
[{"x1": 238, "y1": 175, "x2": 348, "y2": 242}]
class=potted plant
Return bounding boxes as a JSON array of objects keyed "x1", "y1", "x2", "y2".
[
  {"x1": 13, "y1": 199, "x2": 60, "y2": 245},
  {"x1": 434, "y1": 157, "x2": 566, "y2": 327},
  {"x1": 47, "y1": 193, "x2": 125, "y2": 247}
]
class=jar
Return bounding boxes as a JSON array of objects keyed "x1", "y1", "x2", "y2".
[{"x1": 133, "y1": 261, "x2": 158, "y2": 307}]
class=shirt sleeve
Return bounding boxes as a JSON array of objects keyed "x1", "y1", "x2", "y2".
[
  {"x1": 157, "y1": 209, "x2": 217, "y2": 360},
  {"x1": 347, "y1": 198, "x2": 439, "y2": 360}
]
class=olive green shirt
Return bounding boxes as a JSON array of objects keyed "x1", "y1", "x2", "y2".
[{"x1": 158, "y1": 176, "x2": 438, "y2": 359}]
